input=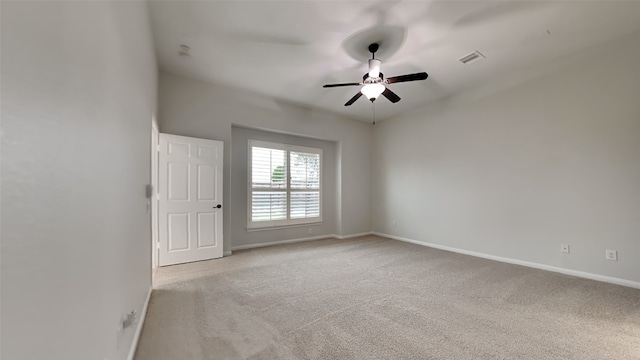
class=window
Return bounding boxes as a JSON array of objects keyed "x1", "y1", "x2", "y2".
[{"x1": 248, "y1": 140, "x2": 322, "y2": 229}]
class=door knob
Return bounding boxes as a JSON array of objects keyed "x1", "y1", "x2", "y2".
[{"x1": 215, "y1": 204, "x2": 222, "y2": 208}]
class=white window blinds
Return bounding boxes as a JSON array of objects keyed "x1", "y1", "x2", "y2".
[{"x1": 249, "y1": 141, "x2": 322, "y2": 228}]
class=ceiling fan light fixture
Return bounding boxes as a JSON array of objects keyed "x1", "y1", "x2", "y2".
[{"x1": 361, "y1": 83, "x2": 385, "y2": 100}]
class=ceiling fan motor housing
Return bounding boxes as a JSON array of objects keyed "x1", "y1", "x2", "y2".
[
  {"x1": 368, "y1": 59, "x2": 382, "y2": 78},
  {"x1": 363, "y1": 72, "x2": 383, "y2": 82}
]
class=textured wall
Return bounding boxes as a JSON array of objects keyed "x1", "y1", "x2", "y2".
[
  {"x1": 1, "y1": 2, "x2": 157, "y2": 359},
  {"x1": 230, "y1": 127, "x2": 337, "y2": 248},
  {"x1": 372, "y1": 31, "x2": 640, "y2": 283},
  {"x1": 158, "y1": 72, "x2": 373, "y2": 250}
]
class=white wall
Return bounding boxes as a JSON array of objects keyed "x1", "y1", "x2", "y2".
[
  {"x1": 158, "y1": 72, "x2": 372, "y2": 251},
  {"x1": 230, "y1": 127, "x2": 337, "y2": 248},
  {"x1": 1, "y1": 2, "x2": 157, "y2": 359},
  {"x1": 373, "y1": 31, "x2": 640, "y2": 283}
]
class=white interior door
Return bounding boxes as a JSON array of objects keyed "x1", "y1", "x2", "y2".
[{"x1": 159, "y1": 133, "x2": 224, "y2": 266}]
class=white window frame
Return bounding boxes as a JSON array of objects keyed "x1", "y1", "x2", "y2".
[{"x1": 247, "y1": 140, "x2": 323, "y2": 229}]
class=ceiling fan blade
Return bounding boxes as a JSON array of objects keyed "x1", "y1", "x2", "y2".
[
  {"x1": 381, "y1": 88, "x2": 401, "y2": 103},
  {"x1": 385, "y1": 72, "x2": 428, "y2": 84},
  {"x1": 323, "y1": 82, "x2": 361, "y2": 88},
  {"x1": 345, "y1": 92, "x2": 363, "y2": 106}
]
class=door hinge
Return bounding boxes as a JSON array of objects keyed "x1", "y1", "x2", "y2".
[
  {"x1": 156, "y1": 145, "x2": 160, "y2": 152},
  {"x1": 157, "y1": 242, "x2": 161, "y2": 250}
]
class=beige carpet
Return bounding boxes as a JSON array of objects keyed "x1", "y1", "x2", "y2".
[{"x1": 135, "y1": 235, "x2": 640, "y2": 360}]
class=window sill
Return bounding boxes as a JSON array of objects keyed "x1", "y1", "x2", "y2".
[{"x1": 247, "y1": 222, "x2": 323, "y2": 232}]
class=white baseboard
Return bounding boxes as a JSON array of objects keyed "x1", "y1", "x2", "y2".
[
  {"x1": 231, "y1": 234, "x2": 334, "y2": 251},
  {"x1": 373, "y1": 232, "x2": 640, "y2": 290},
  {"x1": 335, "y1": 232, "x2": 373, "y2": 240},
  {"x1": 223, "y1": 250, "x2": 232, "y2": 257},
  {"x1": 230, "y1": 232, "x2": 375, "y2": 251},
  {"x1": 127, "y1": 286, "x2": 153, "y2": 360}
]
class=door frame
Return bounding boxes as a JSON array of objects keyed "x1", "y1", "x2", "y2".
[{"x1": 151, "y1": 119, "x2": 159, "y2": 272}]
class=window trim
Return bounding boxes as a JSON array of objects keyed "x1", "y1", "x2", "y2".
[{"x1": 247, "y1": 140, "x2": 323, "y2": 229}]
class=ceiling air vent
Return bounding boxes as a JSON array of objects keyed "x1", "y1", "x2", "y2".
[{"x1": 459, "y1": 51, "x2": 485, "y2": 64}]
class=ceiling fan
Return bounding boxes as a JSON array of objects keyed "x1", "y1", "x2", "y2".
[{"x1": 323, "y1": 43, "x2": 428, "y2": 106}]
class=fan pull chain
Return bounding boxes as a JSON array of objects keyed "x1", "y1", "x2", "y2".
[{"x1": 372, "y1": 101, "x2": 376, "y2": 125}]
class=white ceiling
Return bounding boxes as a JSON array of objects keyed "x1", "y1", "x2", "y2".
[{"x1": 149, "y1": 1, "x2": 640, "y2": 122}]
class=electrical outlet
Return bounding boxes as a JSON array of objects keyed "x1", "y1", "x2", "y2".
[
  {"x1": 605, "y1": 249, "x2": 618, "y2": 261},
  {"x1": 392, "y1": 221, "x2": 397, "y2": 228},
  {"x1": 561, "y1": 244, "x2": 570, "y2": 254},
  {"x1": 308, "y1": 227, "x2": 313, "y2": 235}
]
